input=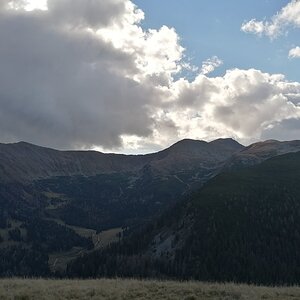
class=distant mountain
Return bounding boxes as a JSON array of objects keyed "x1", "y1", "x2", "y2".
[
  {"x1": 0, "y1": 138, "x2": 243, "y2": 276},
  {"x1": 224, "y1": 139, "x2": 300, "y2": 169},
  {"x1": 0, "y1": 141, "x2": 151, "y2": 182},
  {"x1": 1, "y1": 138, "x2": 300, "y2": 279},
  {"x1": 0, "y1": 138, "x2": 243, "y2": 182},
  {"x1": 148, "y1": 138, "x2": 243, "y2": 174},
  {"x1": 69, "y1": 151, "x2": 300, "y2": 285}
]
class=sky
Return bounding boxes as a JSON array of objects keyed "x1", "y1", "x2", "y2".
[{"x1": 0, "y1": 0, "x2": 300, "y2": 153}]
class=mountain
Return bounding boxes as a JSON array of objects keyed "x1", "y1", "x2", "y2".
[
  {"x1": 0, "y1": 141, "x2": 151, "y2": 182},
  {"x1": 0, "y1": 138, "x2": 244, "y2": 231},
  {"x1": 68, "y1": 151, "x2": 300, "y2": 285},
  {"x1": 1, "y1": 138, "x2": 300, "y2": 279},
  {"x1": 0, "y1": 138, "x2": 243, "y2": 276},
  {"x1": 0, "y1": 138, "x2": 243, "y2": 182},
  {"x1": 224, "y1": 139, "x2": 300, "y2": 169}
]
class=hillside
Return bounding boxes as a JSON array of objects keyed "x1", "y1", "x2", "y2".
[
  {"x1": 1, "y1": 278, "x2": 300, "y2": 300},
  {"x1": 1, "y1": 138, "x2": 300, "y2": 278},
  {"x1": 68, "y1": 151, "x2": 300, "y2": 284},
  {"x1": 0, "y1": 138, "x2": 243, "y2": 276},
  {"x1": 224, "y1": 139, "x2": 300, "y2": 169},
  {"x1": 0, "y1": 138, "x2": 243, "y2": 182}
]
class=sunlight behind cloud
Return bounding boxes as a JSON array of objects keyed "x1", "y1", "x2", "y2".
[
  {"x1": 9, "y1": 0, "x2": 48, "y2": 10},
  {"x1": 26, "y1": 0, "x2": 47, "y2": 10}
]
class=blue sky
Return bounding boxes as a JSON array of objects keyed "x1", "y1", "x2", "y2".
[{"x1": 133, "y1": 0, "x2": 300, "y2": 81}]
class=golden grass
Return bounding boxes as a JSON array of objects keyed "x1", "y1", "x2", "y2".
[{"x1": 1, "y1": 278, "x2": 300, "y2": 300}]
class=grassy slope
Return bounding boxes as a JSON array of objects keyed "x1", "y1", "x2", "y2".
[
  {"x1": 1, "y1": 279, "x2": 300, "y2": 300},
  {"x1": 48, "y1": 227, "x2": 122, "y2": 273}
]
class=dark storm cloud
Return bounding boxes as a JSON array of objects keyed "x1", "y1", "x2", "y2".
[
  {"x1": 48, "y1": 0, "x2": 126, "y2": 28},
  {"x1": 0, "y1": 0, "x2": 157, "y2": 149}
]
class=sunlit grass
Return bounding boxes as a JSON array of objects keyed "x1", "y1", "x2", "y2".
[{"x1": 1, "y1": 278, "x2": 300, "y2": 300}]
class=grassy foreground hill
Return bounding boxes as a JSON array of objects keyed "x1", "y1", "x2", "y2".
[{"x1": 1, "y1": 279, "x2": 300, "y2": 300}]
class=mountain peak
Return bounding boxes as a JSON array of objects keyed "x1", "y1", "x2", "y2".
[
  {"x1": 169, "y1": 137, "x2": 244, "y2": 150},
  {"x1": 209, "y1": 138, "x2": 244, "y2": 148},
  {"x1": 173, "y1": 138, "x2": 208, "y2": 146}
]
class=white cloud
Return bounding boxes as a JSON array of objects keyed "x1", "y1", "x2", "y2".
[
  {"x1": 241, "y1": 0, "x2": 300, "y2": 38},
  {"x1": 241, "y1": 19, "x2": 266, "y2": 36},
  {"x1": 156, "y1": 69, "x2": 300, "y2": 147},
  {"x1": 289, "y1": 46, "x2": 300, "y2": 58},
  {"x1": 0, "y1": 0, "x2": 300, "y2": 152},
  {"x1": 8, "y1": 0, "x2": 47, "y2": 11},
  {"x1": 200, "y1": 56, "x2": 223, "y2": 75}
]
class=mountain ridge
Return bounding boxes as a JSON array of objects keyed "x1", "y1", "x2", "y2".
[
  {"x1": 224, "y1": 139, "x2": 300, "y2": 170},
  {"x1": 0, "y1": 138, "x2": 244, "y2": 182},
  {"x1": 68, "y1": 150, "x2": 300, "y2": 284},
  {"x1": 1, "y1": 137, "x2": 300, "y2": 278}
]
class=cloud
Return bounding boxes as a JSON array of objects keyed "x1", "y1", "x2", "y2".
[
  {"x1": 162, "y1": 69, "x2": 300, "y2": 146},
  {"x1": 241, "y1": 0, "x2": 300, "y2": 38},
  {"x1": 289, "y1": 46, "x2": 300, "y2": 58},
  {"x1": 262, "y1": 118, "x2": 300, "y2": 141},
  {"x1": 48, "y1": 0, "x2": 130, "y2": 29},
  {"x1": 0, "y1": 0, "x2": 300, "y2": 152},
  {"x1": 0, "y1": 0, "x2": 179, "y2": 150},
  {"x1": 200, "y1": 56, "x2": 223, "y2": 75}
]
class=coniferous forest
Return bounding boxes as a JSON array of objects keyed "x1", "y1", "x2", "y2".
[
  {"x1": 68, "y1": 151, "x2": 300, "y2": 285},
  {"x1": 1, "y1": 140, "x2": 300, "y2": 284}
]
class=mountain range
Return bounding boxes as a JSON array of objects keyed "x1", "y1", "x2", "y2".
[
  {"x1": 69, "y1": 150, "x2": 300, "y2": 284},
  {"x1": 0, "y1": 138, "x2": 300, "y2": 281},
  {"x1": 0, "y1": 138, "x2": 243, "y2": 182}
]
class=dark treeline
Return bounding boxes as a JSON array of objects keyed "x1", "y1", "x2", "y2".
[
  {"x1": 34, "y1": 171, "x2": 188, "y2": 231},
  {"x1": 68, "y1": 152, "x2": 300, "y2": 285},
  {"x1": 0, "y1": 246, "x2": 49, "y2": 277},
  {"x1": 0, "y1": 183, "x2": 93, "y2": 277}
]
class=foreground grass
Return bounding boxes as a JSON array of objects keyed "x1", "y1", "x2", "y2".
[{"x1": 1, "y1": 279, "x2": 300, "y2": 300}]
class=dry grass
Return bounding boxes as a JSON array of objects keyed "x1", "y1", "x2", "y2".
[
  {"x1": 48, "y1": 247, "x2": 86, "y2": 273},
  {"x1": 1, "y1": 279, "x2": 300, "y2": 300},
  {"x1": 93, "y1": 228, "x2": 122, "y2": 249}
]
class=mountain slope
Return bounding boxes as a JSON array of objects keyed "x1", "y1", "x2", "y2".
[
  {"x1": 0, "y1": 138, "x2": 243, "y2": 276},
  {"x1": 0, "y1": 139, "x2": 243, "y2": 182},
  {"x1": 0, "y1": 138, "x2": 244, "y2": 232},
  {"x1": 224, "y1": 139, "x2": 300, "y2": 169},
  {"x1": 68, "y1": 151, "x2": 300, "y2": 284},
  {"x1": 2, "y1": 138, "x2": 300, "y2": 278}
]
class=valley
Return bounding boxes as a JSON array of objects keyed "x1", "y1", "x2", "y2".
[
  {"x1": 1, "y1": 138, "x2": 300, "y2": 284},
  {"x1": 0, "y1": 138, "x2": 243, "y2": 276},
  {"x1": 68, "y1": 150, "x2": 300, "y2": 284}
]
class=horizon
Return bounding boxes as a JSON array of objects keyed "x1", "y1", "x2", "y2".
[{"x1": 1, "y1": 137, "x2": 299, "y2": 155}]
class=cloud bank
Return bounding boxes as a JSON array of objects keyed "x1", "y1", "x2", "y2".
[{"x1": 0, "y1": 0, "x2": 300, "y2": 152}]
